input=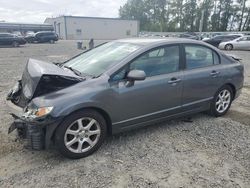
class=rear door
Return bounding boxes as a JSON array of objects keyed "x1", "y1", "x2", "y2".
[
  {"x1": 44, "y1": 33, "x2": 52, "y2": 41},
  {"x1": 36, "y1": 33, "x2": 43, "y2": 42},
  {"x1": 181, "y1": 44, "x2": 224, "y2": 111},
  {"x1": 110, "y1": 45, "x2": 183, "y2": 128}
]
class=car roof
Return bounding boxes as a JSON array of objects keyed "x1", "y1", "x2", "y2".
[
  {"x1": 214, "y1": 34, "x2": 242, "y2": 38},
  {"x1": 36, "y1": 31, "x2": 55, "y2": 34},
  {"x1": 117, "y1": 37, "x2": 202, "y2": 46}
]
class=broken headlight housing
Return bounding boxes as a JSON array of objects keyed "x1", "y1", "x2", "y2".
[{"x1": 23, "y1": 106, "x2": 54, "y2": 119}]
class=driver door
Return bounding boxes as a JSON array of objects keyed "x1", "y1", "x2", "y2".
[{"x1": 110, "y1": 45, "x2": 183, "y2": 129}]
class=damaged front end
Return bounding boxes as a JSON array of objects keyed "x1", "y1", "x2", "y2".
[
  {"x1": 7, "y1": 106, "x2": 60, "y2": 150},
  {"x1": 8, "y1": 113, "x2": 46, "y2": 150},
  {"x1": 7, "y1": 59, "x2": 85, "y2": 108},
  {"x1": 6, "y1": 59, "x2": 85, "y2": 149}
]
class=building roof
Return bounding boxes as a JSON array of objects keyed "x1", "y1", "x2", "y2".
[
  {"x1": 0, "y1": 22, "x2": 53, "y2": 31},
  {"x1": 45, "y1": 15, "x2": 139, "y2": 22}
]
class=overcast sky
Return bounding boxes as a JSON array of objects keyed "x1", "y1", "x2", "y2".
[{"x1": 0, "y1": 0, "x2": 127, "y2": 23}]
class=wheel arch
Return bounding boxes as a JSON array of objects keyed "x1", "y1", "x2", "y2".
[
  {"x1": 224, "y1": 83, "x2": 236, "y2": 100},
  {"x1": 65, "y1": 106, "x2": 112, "y2": 134},
  {"x1": 85, "y1": 107, "x2": 113, "y2": 135},
  {"x1": 49, "y1": 106, "x2": 112, "y2": 147}
]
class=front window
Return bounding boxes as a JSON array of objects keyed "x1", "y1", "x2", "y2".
[
  {"x1": 112, "y1": 45, "x2": 180, "y2": 80},
  {"x1": 63, "y1": 42, "x2": 142, "y2": 77},
  {"x1": 130, "y1": 45, "x2": 180, "y2": 77}
]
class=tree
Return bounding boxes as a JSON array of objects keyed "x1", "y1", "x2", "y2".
[
  {"x1": 183, "y1": 0, "x2": 197, "y2": 31},
  {"x1": 238, "y1": 0, "x2": 247, "y2": 31},
  {"x1": 242, "y1": 7, "x2": 250, "y2": 30},
  {"x1": 119, "y1": 0, "x2": 250, "y2": 32},
  {"x1": 220, "y1": 0, "x2": 234, "y2": 31}
]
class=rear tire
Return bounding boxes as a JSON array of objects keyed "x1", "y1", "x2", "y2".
[
  {"x1": 55, "y1": 110, "x2": 107, "y2": 159},
  {"x1": 225, "y1": 44, "x2": 233, "y2": 51},
  {"x1": 209, "y1": 85, "x2": 233, "y2": 117}
]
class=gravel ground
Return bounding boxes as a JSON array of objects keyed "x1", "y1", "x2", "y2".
[{"x1": 0, "y1": 41, "x2": 249, "y2": 188}]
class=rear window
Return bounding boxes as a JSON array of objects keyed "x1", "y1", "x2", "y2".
[{"x1": 185, "y1": 45, "x2": 219, "y2": 69}]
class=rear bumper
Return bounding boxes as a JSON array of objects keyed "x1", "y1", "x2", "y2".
[{"x1": 234, "y1": 88, "x2": 242, "y2": 100}]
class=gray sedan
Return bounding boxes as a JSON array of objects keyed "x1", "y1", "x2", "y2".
[{"x1": 7, "y1": 38, "x2": 244, "y2": 159}]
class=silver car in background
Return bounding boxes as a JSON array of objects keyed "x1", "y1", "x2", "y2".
[{"x1": 219, "y1": 36, "x2": 250, "y2": 50}]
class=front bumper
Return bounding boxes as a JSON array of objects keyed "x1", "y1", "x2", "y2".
[
  {"x1": 6, "y1": 100, "x2": 62, "y2": 150},
  {"x1": 9, "y1": 115, "x2": 45, "y2": 150}
]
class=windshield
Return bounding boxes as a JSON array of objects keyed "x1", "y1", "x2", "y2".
[{"x1": 63, "y1": 41, "x2": 142, "y2": 77}]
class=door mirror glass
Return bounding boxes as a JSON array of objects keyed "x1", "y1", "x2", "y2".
[{"x1": 127, "y1": 70, "x2": 146, "y2": 81}]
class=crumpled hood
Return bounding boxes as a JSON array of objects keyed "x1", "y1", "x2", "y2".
[{"x1": 8, "y1": 58, "x2": 85, "y2": 107}]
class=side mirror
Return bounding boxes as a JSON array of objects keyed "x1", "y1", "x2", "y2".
[
  {"x1": 127, "y1": 70, "x2": 146, "y2": 81},
  {"x1": 126, "y1": 70, "x2": 146, "y2": 87}
]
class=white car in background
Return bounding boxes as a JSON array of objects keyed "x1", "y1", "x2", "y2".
[{"x1": 219, "y1": 36, "x2": 250, "y2": 50}]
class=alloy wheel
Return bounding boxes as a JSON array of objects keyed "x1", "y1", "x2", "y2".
[
  {"x1": 225, "y1": 44, "x2": 233, "y2": 51},
  {"x1": 215, "y1": 89, "x2": 231, "y2": 113},
  {"x1": 64, "y1": 117, "x2": 101, "y2": 154}
]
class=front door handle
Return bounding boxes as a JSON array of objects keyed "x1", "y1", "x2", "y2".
[
  {"x1": 210, "y1": 70, "x2": 220, "y2": 77},
  {"x1": 168, "y1": 77, "x2": 181, "y2": 84}
]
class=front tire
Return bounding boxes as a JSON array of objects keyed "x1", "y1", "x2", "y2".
[
  {"x1": 209, "y1": 85, "x2": 233, "y2": 117},
  {"x1": 55, "y1": 110, "x2": 107, "y2": 159}
]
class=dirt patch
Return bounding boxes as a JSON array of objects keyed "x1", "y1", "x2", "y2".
[{"x1": 226, "y1": 110, "x2": 250, "y2": 126}]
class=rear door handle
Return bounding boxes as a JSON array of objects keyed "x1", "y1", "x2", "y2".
[{"x1": 168, "y1": 78, "x2": 181, "y2": 84}]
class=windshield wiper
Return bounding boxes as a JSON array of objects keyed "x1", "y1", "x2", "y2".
[{"x1": 63, "y1": 66, "x2": 83, "y2": 77}]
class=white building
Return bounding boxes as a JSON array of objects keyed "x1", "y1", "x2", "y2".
[{"x1": 44, "y1": 16, "x2": 139, "y2": 40}]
